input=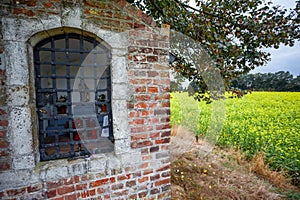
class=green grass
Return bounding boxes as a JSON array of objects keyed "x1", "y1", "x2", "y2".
[{"x1": 170, "y1": 92, "x2": 300, "y2": 186}]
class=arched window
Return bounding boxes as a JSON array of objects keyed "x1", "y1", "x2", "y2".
[{"x1": 34, "y1": 33, "x2": 114, "y2": 161}]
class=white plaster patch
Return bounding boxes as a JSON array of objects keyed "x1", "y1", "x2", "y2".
[
  {"x1": 112, "y1": 84, "x2": 129, "y2": 100},
  {"x1": 9, "y1": 107, "x2": 33, "y2": 155},
  {"x1": 61, "y1": 7, "x2": 82, "y2": 28},
  {"x1": 89, "y1": 155, "x2": 107, "y2": 173},
  {"x1": 114, "y1": 138, "x2": 131, "y2": 155},
  {"x1": 111, "y1": 56, "x2": 128, "y2": 84},
  {"x1": 7, "y1": 85, "x2": 29, "y2": 106},
  {"x1": 112, "y1": 100, "x2": 128, "y2": 140},
  {"x1": 2, "y1": 18, "x2": 43, "y2": 41},
  {"x1": 13, "y1": 155, "x2": 35, "y2": 170},
  {"x1": 45, "y1": 166, "x2": 69, "y2": 180},
  {"x1": 4, "y1": 41, "x2": 29, "y2": 85}
]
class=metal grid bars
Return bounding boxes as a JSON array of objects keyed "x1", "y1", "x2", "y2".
[{"x1": 34, "y1": 33, "x2": 114, "y2": 161}]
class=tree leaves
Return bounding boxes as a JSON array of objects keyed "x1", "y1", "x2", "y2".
[{"x1": 127, "y1": 0, "x2": 300, "y2": 100}]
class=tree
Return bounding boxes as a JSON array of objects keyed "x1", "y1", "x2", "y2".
[
  {"x1": 127, "y1": 0, "x2": 300, "y2": 100},
  {"x1": 230, "y1": 71, "x2": 299, "y2": 91}
]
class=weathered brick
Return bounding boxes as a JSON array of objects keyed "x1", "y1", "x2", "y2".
[
  {"x1": 0, "y1": 160, "x2": 10, "y2": 171},
  {"x1": 13, "y1": 8, "x2": 35, "y2": 16},
  {"x1": 15, "y1": 0, "x2": 37, "y2": 6},
  {"x1": 0, "y1": 120, "x2": 8, "y2": 126},
  {"x1": 8, "y1": 188, "x2": 27, "y2": 197},
  {"x1": 148, "y1": 87, "x2": 158, "y2": 93},
  {"x1": 155, "y1": 178, "x2": 171, "y2": 186},
  {"x1": 131, "y1": 140, "x2": 153, "y2": 148},
  {"x1": 0, "y1": 139, "x2": 9, "y2": 148},
  {"x1": 150, "y1": 146, "x2": 159, "y2": 153},
  {"x1": 112, "y1": 183, "x2": 124, "y2": 190},
  {"x1": 138, "y1": 190, "x2": 148, "y2": 198},
  {"x1": 126, "y1": 180, "x2": 136, "y2": 187},
  {"x1": 117, "y1": 174, "x2": 131, "y2": 181},
  {"x1": 57, "y1": 185, "x2": 75, "y2": 195},
  {"x1": 155, "y1": 138, "x2": 170, "y2": 144}
]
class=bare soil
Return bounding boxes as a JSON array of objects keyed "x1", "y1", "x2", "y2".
[{"x1": 170, "y1": 126, "x2": 299, "y2": 200}]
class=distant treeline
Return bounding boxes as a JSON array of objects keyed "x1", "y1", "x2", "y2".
[{"x1": 230, "y1": 71, "x2": 300, "y2": 92}]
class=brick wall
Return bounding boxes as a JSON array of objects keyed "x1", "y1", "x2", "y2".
[{"x1": 0, "y1": 0, "x2": 170, "y2": 199}]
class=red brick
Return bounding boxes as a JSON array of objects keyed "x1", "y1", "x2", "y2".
[
  {"x1": 97, "y1": 187, "x2": 105, "y2": 194},
  {"x1": 0, "y1": 120, "x2": 8, "y2": 126},
  {"x1": 147, "y1": 71, "x2": 159, "y2": 77},
  {"x1": 57, "y1": 185, "x2": 75, "y2": 195},
  {"x1": 141, "y1": 148, "x2": 149, "y2": 155},
  {"x1": 129, "y1": 111, "x2": 139, "y2": 118},
  {"x1": 135, "y1": 102, "x2": 147, "y2": 109},
  {"x1": 74, "y1": 175, "x2": 80, "y2": 183},
  {"x1": 27, "y1": 184, "x2": 42, "y2": 193},
  {"x1": 45, "y1": 189, "x2": 56, "y2": 198},
  {"x1": 132, "y1": 118, "x2": 145, "y2": 125},
  {"x1": 154, "y1": 109, "x2": 170, "y2": 115},
  {"x1": 47, "y1": 180, "x2": 63, "y2": 189},
  {"x1": 0, "y1": 130, "x2": 7, "y2": 138},
  {"x1": 138, "y1": 190, "x2": 148, "y2": 198},
  {"x1": 76, "y1": 183, "x2": 87, "y2": 191},
  {"x1": 150, "y1": 132, "x2": 159, "y2": 139},
  {"x1": 133, "y1": 55, "x2": 146, "y2": 62},
  {"x1": 161, "y1": 131, "x2": 171, "y2": 137},
  {"x1": 150, "y1": 174, "x2": 160, "y2": 181},
  {"x1": 135, "y1": 86, "x2": 146, "y2": 93},
  {"x1": 90, "y1": 178, "x2": 109, "y2": 188},
  {"x1": 129, "y1": 194, "x2": 138, "y2": 199},
  {"x1": 13, "y1": 8, "x2": 35, "y2": 17},
  {"x1": 42, "y1": 2, "x2": 54, "y2": 8},
  {"x1": 0, "y1": 139, "x2": 9, "y2": 148},
  {"x1": 138, "y1": 176, "x2": 149, "y2": 183},
  {"x1": 150, "y1": 146, "x2": 159, "y2": 153},
  {"x1": 0, "y1": 160, "x2": 10, "y2": 170},
  {"x1": 117, "y1": 174, "x2": 131, "y2": 181},
  {"x1": 141, "y1": 110, "x2": 152, "y2": 116},
  {"x1": 0, "y1": 109, "x2": 7, "y2": 115},
  {"x1": 112, "y1": 183, "x2": 124, "y2": 190},
  {"x1": 63, "y1": 177, "x2": 74, "y2": 185},
  {"x1": 131, "y1": 126, "x2": 153, "y2": 133},
  {"x1": 89, "y1": 189, "x2": 96, "y2": 196},
  {"x1": 148, "y1": 87, "x2": 158, "y2": 93},
  {"x1": 65, "y1": 194, "x2": 77, "y2": 200},
  {"x1": 150, "y1": 188, "x2": 160, "y2": 194},
  {"x1": 131, "y1": 134, "x2": 148, "y2": 141},
  {"x1": 155, "y1": 138, "x2": 170, "y2": 144},
  {"x1": 154, "y1": 79, "x2": 170, "y2": 85},
  {"x1": 113, "y1": 189, "x2": 128, "y2": 196},
  {"x1": 135, "y1": 95, "x2": 151, "y2": 101},
  {"x1": 146, "y1": 55, "x2": 158, "y2": 62},
  {"x1": 7, "y1": 188, "x2": 26, "y2": 196},
  {"x1": 162, "y1": 101, "x2": 170, "y2": 107},
  {"x1": 143, "y1": 169, "x2": 153, "y2": 175},
  {"x1": 15, "y1": 0, "x2": 37, "y2": 6},
  {"x1": 139, "y1": 162, "x2": 148, "y2": 169},
  {"x1": 157, "y1": 164, "x2": 170, "y2": 172},
  {"x1": 131, "y1": 140, "x2": 153, "y2": 148},
  {"x1": 0, "y1": 150, "x2": 9, "y2": 156},
  {"x1": 155, "y1": 178, "x2": 170, "y2": 186}
]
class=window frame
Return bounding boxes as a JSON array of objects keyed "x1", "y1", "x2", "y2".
[{"x1": 34, "y1": 33, "x2": 114, "y2": 161}]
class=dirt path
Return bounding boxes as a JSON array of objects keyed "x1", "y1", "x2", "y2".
[{"x1": 170, "y1": 127, "x2": 299, "y2": 199}]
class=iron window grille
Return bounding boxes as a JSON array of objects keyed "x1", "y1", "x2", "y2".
[{"x1": 34, "y1": 33, "x2": 114, "y2": 161}]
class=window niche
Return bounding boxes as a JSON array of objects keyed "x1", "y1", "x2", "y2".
[{"x1": 34, "y1": 33, "x2": 114, "y2": 161}]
